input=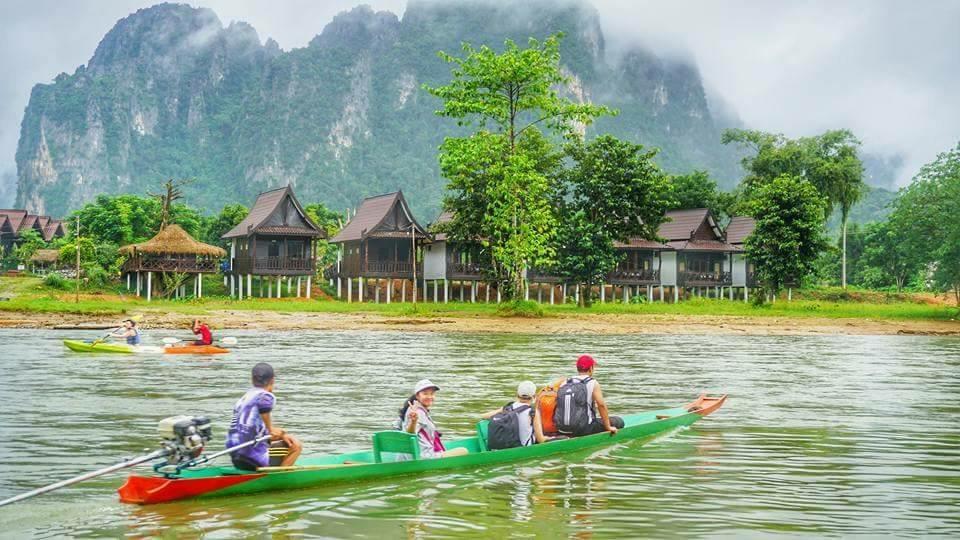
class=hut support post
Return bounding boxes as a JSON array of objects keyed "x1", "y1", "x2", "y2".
[
  {"x1": 744, "y1": 287, "x2": 749, "y2": 303},
  {"x1": 238, "y1": 274, "x2": 243, "y2": 300},
  {"x1": 402, "y1": 280, "x2": 406, "y2": 303},
  {"x1": 459, "y1": 281, "x2": 464, "y2": 302},
  {"x1": 525, "y1": 283, "x2": 530, "y2": 301},
  {"x1": 729, "y1": 286, "x2": 734, "y2": 301},
  {"x1": 423, "y1": 278, "x2": 427, "y2": 304},
  {"x1": 297, "y1": 276, "x2": 302, "y2": 298},
  {"x1": 788, "y1": 288, "x2": 793, "y2": 302},
  {"x1": 306, "y1": 276, "x2": 311, "y2": 299},
  {"x1": 648, "y1": 285, "x2": 653, "y2": 302},
  {"x1": 287, "y1": 277, "x2": 291, "y2": 296},
  {"x1": 600, "y1": 283, "x2": 605, "y2": 303},
  {"x1": 538, "y1": 284, "x2": 543, "y2": 303},
  {"x1": 486, "y1": 283, "x2": 491, "y2": 303},
  {"x1": 360, "y1": 278, "x2": 365, "y2": 302},
  {"x1": 660, "y1": 284, "x2": 664, "y2": 302},
  {"x1": 497, "y1": 286, "x2": 501, "y2": 303},
  {"x1": 550, "y1": 286, "x2": 555, "y2": 305},
  {"x1": 471, "y1": 281, "x2": 476, "y2": 303},
  {"x1": 146, "y1": 272, "x2": 152, "y2": 302},
  {"x1": 386, "y1": 279, "x2": 391, "y2": 304},
  {"x1": 336, "y1": 277, "x2": 341, "y2": 299},
  {"x1": 444, "y1": 280, "x2": 449, "y2": 303},
  {"x1": 674, "y1": 286, "x2": 679, "y2": 303},
  {"x1": 277, "y1": 276, "x2": 282, "y2": 299},
  {"x1": 433, "y1": 281, "x2": 438, "y2": 303},
  {"x1": 199, "y1": 275, "x2": 203, "y2": 298},
  {"x1": 136, "y1": 272, "x2": 141, "y2": 296},
  {"x1": 126, "y1": 273, "x2": 130, "y2": 290},
  {"x1": 347, "y1": 277, "x2": 352, "y2": 303},
  {"x1": 375, "y1": 279, "x2": 380, "y2": 303}
]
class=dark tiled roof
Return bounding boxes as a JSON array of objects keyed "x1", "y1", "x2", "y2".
[
  {"x1": 0, "y1": 210, "x2": 27, "y2": 232},
  {"x1": 430, "y1": 210, "x2": 454, "y2": 241},
  {"x1": 331, "y1": 191, "x2": 428, "y2": 243},
  {"x1": 222, "y1": 186, "x2": 323, "y2": 239},
  {"x1": 18, "y1": 214, "x2": 38, "y2": 232},
  {"x1": 726, "y1": 216, "x2": 756, "y2": 245},
  {"x1": 42, "y1": 220, "x2": 64, "y2": 241},
  {"x1": 657, "y1": 208, "x2": 711, "y2": 241}
]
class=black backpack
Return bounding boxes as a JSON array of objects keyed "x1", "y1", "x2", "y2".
[
  {"x1": 487, "y1": 403, "x2": 532, "y2": 450},
  {"x1": 554, "y1": 377, "x2": 592, "y2": 435}
]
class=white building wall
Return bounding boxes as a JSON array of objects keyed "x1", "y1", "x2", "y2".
[
  {"x1": 660, "y1": 251, "x2": 677, "y2": 286},
  {"x1": 732, "y1": 254, "x2": 747, "y2": 286},
  {"x1": 423, "y1": 240, "x2": 447, "y2": 280}
]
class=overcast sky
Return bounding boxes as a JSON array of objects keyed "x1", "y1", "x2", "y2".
[{"x1": 1, "y1": 0, "x2": 958, "y2": 205}]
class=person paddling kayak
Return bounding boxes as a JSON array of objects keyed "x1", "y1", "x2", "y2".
[
  {"x1": 191, "y1": 319, "x2": 213, "y2": 346},
  {"x1": 107, "y1": 319, "x2": 141, "y2": 346},
  {"x1": 400, "y1": 379, "x2": 469, "y2": 459},
  {"x1": 226, "y1": 362, "x2": 302, "y2": 470}
]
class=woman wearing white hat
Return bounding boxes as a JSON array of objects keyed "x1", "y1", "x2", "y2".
[{"x1": 399, "y1": 379, "x2": 469, "y2": 459}]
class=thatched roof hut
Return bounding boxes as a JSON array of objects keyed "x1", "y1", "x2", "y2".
[
  {"x1": 30, "y1": 249, "x2": 61, "y2": 264},
  {"x1": 119, "y1": 224, "x2": 225, "y2": 258}
]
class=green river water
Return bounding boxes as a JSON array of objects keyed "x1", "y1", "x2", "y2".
[{"x1": 0, "y1": 328, "x2": 957, "y2": 538}]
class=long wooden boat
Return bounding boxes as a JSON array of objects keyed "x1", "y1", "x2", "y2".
[{"x1": 119, "y1": 394, "x2": 726, "y2": 505}]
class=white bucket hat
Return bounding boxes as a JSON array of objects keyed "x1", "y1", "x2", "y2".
[{"x1": 414, "y1": 379, "x2": 440, "y2": 394}]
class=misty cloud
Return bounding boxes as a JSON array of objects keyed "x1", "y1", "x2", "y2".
[{"x1": 1, "y1": 0, "x2": 957, "y2": 205}]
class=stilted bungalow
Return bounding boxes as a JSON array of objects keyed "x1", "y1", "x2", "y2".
[
  {"x1": 222, "y1": 186, "x2": 325, "y2": 299},
  {"x1": 423, "y1": 211, "x2": 502, "y2": 303},
  {"x1": 726, "y1": 216, "x2": 757, "y2": 301},
  {"x1": 119, "y1": 225, "x2": 226, "y2": 302},
  {"x1": 329, "y1": 191, "x2": 430, "y2": 303},
  {"x1": 603, "y1": 238, "x2": 674, "y2": 303},
  {"x1": 658, "y1": 208, "x2": 738, "y2": 301}
]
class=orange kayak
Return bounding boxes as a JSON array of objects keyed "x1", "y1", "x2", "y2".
[{"x1": 163, "y1": 344, "x2": 229, "y2": 355}]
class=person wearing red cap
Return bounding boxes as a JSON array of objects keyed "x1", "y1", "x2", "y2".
[{"x1": 556, "y1": 355, "x2": 624, "y2": 437}]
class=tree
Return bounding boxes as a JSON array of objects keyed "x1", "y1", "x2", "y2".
[
  {"x1": 722, "y1": 128, "x2": 865, "y2": 287},
  {"x1": 860, "y1": 221, "x2": 920, "y2": 292},
  {"x1": 12, "y1": 229, "x2": 46, "y2": 266},
  {"x1": 426, "y1": 34, "x2": 612, "y2": 298},
  {"x1": 891, "y1": 142, "x2": 960, "y2": 304},
  {"x1": 304, "y1": 202, "x2": 346, "y2": 268},
  {"x1": 744, "y1": 175, "x2": 828, "y2": 297},
  {"x1": 555, "y1": 135, "x2": 672, "y2": 305},
  {"x1": 204, "y1": 204, "x2": 249, "y2": 247},
  {"x1": 668, "y1": 169, "x2": 735, "y2": 220},
  {"x1": 148, "y1": 179, "x2": 191, "y2": 230}
]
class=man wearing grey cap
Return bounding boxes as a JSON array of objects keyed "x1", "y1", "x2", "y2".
[{"x1": 482, "y1": 381, "x2": 539, "y2": 449}]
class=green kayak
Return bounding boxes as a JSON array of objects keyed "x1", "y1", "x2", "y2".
[
  {"x1": 118, "y1": 394, "x2": 726, "y2": 505},
  {"x1": 63, "y1": 340, "x2": 134, "y2": 354}
]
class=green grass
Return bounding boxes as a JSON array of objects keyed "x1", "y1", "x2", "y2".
[{"x1": 1, "y1": 276, "x2": 957, "y2": 322}]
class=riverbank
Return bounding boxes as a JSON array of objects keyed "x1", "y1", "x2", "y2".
[{"x1": 2, "y1": 276, "x2": 957, "y2": 336}]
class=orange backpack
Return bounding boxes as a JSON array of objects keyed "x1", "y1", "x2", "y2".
[{"x1": 536, "y1": 378, "x2": 567, "y2": 434}]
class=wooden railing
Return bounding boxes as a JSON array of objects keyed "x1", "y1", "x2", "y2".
[
  {"x1": 232, "y1": 256, "x2": 315, "y2": 275},
  {"x1": 607, "y1": 268, "x2": 660, "y2": 284},
  {"x1": 447, "y1": 261, "x2": 484, "y2": 278},
  {"x1": 527, "y1": 268, "x2": 562, "y2": 283},
  {"x1": 332, "y1": 260, "x2": 423, "y2": 278},
  {"x1": 679, "y1": 270, "x2": 732, "y2": 286},
  {"x1": 123, "y1": 256, "x2": 220, "y2": 273}
]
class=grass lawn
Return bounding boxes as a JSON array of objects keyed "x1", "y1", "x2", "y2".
[{"x1": 2, "y1": 275, "x2": 957, "y2": 322}]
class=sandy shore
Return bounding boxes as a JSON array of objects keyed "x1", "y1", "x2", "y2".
[{"x1": 1, "y1": 309, "x2": 958, "y2": 336}]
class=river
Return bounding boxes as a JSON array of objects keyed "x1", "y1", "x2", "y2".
[{"x1": 0, "y1": 329, "x2": 957, "y2": 538}]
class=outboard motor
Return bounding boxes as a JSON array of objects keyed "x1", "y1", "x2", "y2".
[{"x1": 156, "y1": 416, "x2": 213, "y2": 467}]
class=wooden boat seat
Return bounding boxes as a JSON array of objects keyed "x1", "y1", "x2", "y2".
[{"x1": 372, "y1": 431, "x2": 420, "y2": 463}]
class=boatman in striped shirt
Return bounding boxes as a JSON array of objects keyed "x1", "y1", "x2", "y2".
[{"x1": 226, "y1": 362, "x2": 302, "y2": 470}]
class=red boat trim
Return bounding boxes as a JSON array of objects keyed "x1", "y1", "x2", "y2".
[{"x1": 118, "y1": 473, "x2": 263, "y2": 504}]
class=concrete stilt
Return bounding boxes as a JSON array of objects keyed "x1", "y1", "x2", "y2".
[
  {"x1": 238, "y1": 274, "x2": 243, "y2": 300},
  {"x1": 277, "y1": 277, "x2": 282, "y2": 298},
  {"x1": 305, "y1": 276, "x2": 311, "y2": 299},
  {"x1": 648, "y1": 284, "x2": 653, "y2": 302},
  {"x1": 402, "y1": 280, "x2": 407, "y2": 303},
  {"x1": 336, "y1": 277, "x2": 342, "y2": 298},
  {"x1": 471, "y1": 281, "x2": 476, "y2": 303},
  {"x1": 136, "y1": 272, "x2": 141, "y2": 296},
  {"x1": 538, "y1": 284, "x2": 543, "y2": 303},
  {"x1": 496, "y1": 286, "x2": 501, "y2": 303},
  {"x1": 434, "y1": 280, "x2": 439, "y2": 303},
  {"x1": 146, "y1": 272, "x2": 152, "y2": 302},
  {"x1": 375, "y1": 279, "x2": 380, "y2": 303},
  {"x1": 550, "y1": 286, "x2": 555, "y2": 305},
  {"x1": 600, "y1": 283, "x2": 605, "y2": 303},
  {"x1": 674, "y1": 286, "x2": 679, "y2": 303},
  {"x1": 247, "y1": 274, "x2": 252, "y2": 299},
  {"x1": 126, "y1": 273, "x2": 131, "y2": 290},
  {"x1": 444, "y1": 280, "x2": 449, "y2": 303},
  {"x1": 659, "y1": 284, "x2": 664, "y2": 302},
  {"x1": 744, "y1": 287, "x2": 749, "y2": 303},
  {"x1": 485, "y1": 283, "x2": 490, "y2": 303},
  {"x1": 347, "y1": 277, "x2": 352, "y2": 303},
  {"x1": 385, "y1": 279, "x2": 391, "y2": 304}
]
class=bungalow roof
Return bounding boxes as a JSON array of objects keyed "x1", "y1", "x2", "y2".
[
  {"x1": 725, "y1": 216, "x2": 756, "y2": 245},
  {"x1": 222, "y1": 186, "x2": 324, "y2": 239},
  {"x1": 330, "y1": 191, "x2": 428, "y2": 243},
  {"x1": 0, "y1": 210, "x2": 28, "y2": 232}
]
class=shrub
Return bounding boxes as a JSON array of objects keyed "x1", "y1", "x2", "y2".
[
  {"x1": 43, "y1": 273, "x2": 71, "y2": 290},
  {"x1": 497, "y1": 300, "x2": 544, "y2": 318}
]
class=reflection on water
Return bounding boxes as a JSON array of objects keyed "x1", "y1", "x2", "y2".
[{"x1": 0, "y1": 329, "x2": 958, "y2": 537}]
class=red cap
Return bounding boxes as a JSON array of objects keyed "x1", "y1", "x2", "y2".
[{"x1": 576, "y1": 355, "x2": 597, "y2": 372}]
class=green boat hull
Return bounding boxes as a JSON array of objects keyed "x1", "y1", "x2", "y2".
[
  {"x1": 119, "y1": 395, "x2": 726, "y2": 504},
  {"x1": 63, "y1": 340, "x2": 134, "y2": 354}
]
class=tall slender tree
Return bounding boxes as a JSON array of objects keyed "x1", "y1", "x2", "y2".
[{"x1": 426, "y1": 34, "x2": 611, "y2": 298}]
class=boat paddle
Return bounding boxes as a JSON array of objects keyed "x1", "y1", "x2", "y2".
[{"x1": 0, "y1": 434, "x2": 268, "y2": 508}]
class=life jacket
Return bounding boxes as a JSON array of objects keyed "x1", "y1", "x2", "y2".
[
  {"x1": 554, "y1": 377, "x2": 593, "y2": 435},
  {"x1": 487, "y1": 402, "x2": 533, "y2": 450},
  {"x1": 536, "y1": 379, "x2": 566, "y2": 434}
]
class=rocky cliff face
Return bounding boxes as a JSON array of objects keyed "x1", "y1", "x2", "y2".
[{"x1": 16, "y1": 0, "x2": 742, "y2": 218}]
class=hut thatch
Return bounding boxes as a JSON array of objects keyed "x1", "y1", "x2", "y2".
[
  {"x1": 119, "y1": 224, "x2": 226, "y2": 257},
  {"x1": 30, "y1": 249, "x2": 61, "y2": 263}
]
